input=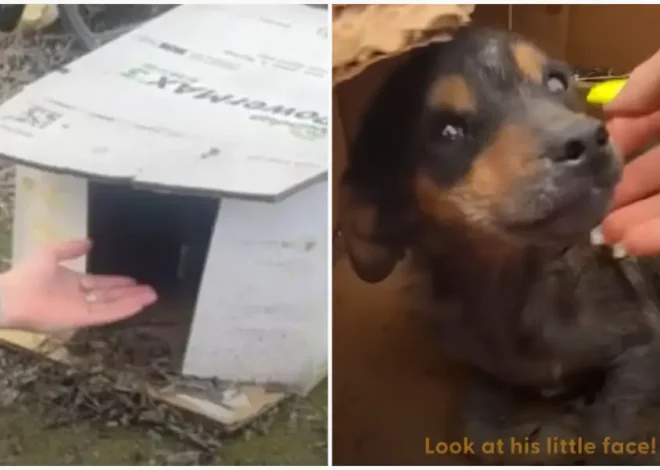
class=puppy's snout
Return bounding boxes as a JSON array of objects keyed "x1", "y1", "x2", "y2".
[{"x1": 548, "y1": 120, "x2": 609, "y2": 163}]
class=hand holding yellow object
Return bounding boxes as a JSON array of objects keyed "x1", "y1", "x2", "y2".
[{"x1": 600, "y1": 48, "x2": 660, "y2": 256}]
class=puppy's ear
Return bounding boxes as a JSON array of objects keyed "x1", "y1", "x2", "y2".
[
  {"x1": 336, "y1": 46, "x2": 426, "y2": 283},
  {"x1": 339, "y1": 176, "x2": 404, "y2": 283}
]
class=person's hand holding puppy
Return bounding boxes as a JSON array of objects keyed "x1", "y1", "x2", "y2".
[{"x1": 602, "y1": 48, "x2": 660, "y2": 255}]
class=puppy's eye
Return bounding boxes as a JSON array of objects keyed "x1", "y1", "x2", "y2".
[
  {"x1": 441, "y1": 124, "x2": 465, "y2": 141},
  {"x1": 428, "y1": 112, "x2": 469, "y2": 143},
  {"x1": 546, "y1": 72, "x2": 568, "y2": 93}
]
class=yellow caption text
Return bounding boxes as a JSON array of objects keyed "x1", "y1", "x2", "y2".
[{"x1": 425, "y1": 436, "x2": 657, "y2": 456}]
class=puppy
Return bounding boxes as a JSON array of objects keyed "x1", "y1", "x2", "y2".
[{"x1": 339, "y1": 27, "x2": 660, "y2": 464}]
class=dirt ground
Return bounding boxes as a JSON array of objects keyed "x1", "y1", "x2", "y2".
[
  {"x1": 0, "y1": 5, "x2": 328, "y2": 466},
  {"x1": 0, "y1": 375, "x2": 327, "y2": 465}
]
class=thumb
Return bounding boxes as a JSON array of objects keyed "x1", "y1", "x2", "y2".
[{"x1": 47, "y1": 239, "x2": 92, "y2": 262}]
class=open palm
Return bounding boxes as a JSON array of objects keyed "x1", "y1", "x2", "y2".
[{"x1": 0, "y1": 239, "x2": 157, "y2": 333}]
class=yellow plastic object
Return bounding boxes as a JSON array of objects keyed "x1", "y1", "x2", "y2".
[{"x1": 585, "y1": 79, "x2": 628, "y2": 105}]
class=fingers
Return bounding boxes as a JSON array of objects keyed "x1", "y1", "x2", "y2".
[
  {"x1": 603, "y1": 193, "x2": 660, "y2": 257},
  {"x1": 602, "y1": 49, "x2": 660, "y2": 258},
  {"x1": 48, "y1": 238, "x2": 92, "y2": 262},
  {"x1": 80, "y1": 274, "x2": 137, "y2": 290},
  {"x1": 84, "y1": 286, "x2": 158, "y2": 326},
  {"x1": 86, "y1": 297, "x2": 156, "y2": 326},
  {"x1": 603, "y1": 193, "x2": 660, "y2": 243},
  {"x1": 616, "y1": 218, "x2": 660, "y2": 257},
  {"x1": 608, "y1": 145, "x2": 660, "y2": 210},
  {"x1": 605, "y1": 47, "x2": 660, "y2": 117},
  {"x1": 607, "y1": 109, "x2": 660, "y2": 158},
  {"x1": 89, "y1": 285, "x2": 156, "y2": 304}
]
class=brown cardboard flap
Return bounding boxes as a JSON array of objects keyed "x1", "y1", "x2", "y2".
[
  {"x1": 333, "y1": 4, "x2": 474, "y2": 85},
  {"x1": 566, "y1": 5, "x2": 660, "y2": 73},
  {"x1": 473, "y1": 5, "x2": 660, "y2": 74}
]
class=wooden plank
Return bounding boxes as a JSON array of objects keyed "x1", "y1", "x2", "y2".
[
  {"x1": 152, "y1": 385, "x2": 285, "y2": 429},
  {"x1": 183, "y1": 180, "x2": 328, "y2": 394},
  {"x1": 0, "y1": 329, "x2": 286, "y2": 430},
  {"x1": 0, "y1": 330, "x2": 70, "y2": 361},
  {"x1": 0, "y1": 4, "x2": 328, "y2": 200}
]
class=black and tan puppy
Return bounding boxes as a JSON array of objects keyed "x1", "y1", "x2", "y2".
[{"x1": 340, "y1": 27, "x2": 660, "y2": 464}]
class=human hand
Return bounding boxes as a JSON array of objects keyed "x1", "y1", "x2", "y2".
[
  {"x1": 0, "y1": 238, "x2": 157, "y2": 333},
  {"x1": 600, "y1": 48, "x2": 660, "y2": 255}
]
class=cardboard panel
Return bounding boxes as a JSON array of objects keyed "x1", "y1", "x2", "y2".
[
  {"x1": 185, "y1": 180, "x2": 328, "y2": 393},
  {"x1": 333, "y1": 4, "x2": 474, "y2": 84},
  {"x1": 472, "y1": 5, "x2": 571, "y2": 61},
  {"x1": 332, "y1": 259, "x2": 467, "y2": 465},
  {"x1": 12, "y1": 166, "x2": 88, "y2": 270},
  {"x1": 470, "y1": 4, "x2": 510, "y2": 30},
  {"x1": 0, "y1": 5, "x2": 328, "y2": 202},
  {"x1": 510, "y1": 5, "x2": 571, "y2": 62},
  {"x1": 566, "y1": 5, "x2": 660, "y2": 73},
  {"x1": 474, "y1": 4, "x2": 660, "y2": 72}
]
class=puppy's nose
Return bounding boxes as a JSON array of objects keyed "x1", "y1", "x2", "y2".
[{"x1": 548, "y1": 120, "x2": 609, "y2": 163}]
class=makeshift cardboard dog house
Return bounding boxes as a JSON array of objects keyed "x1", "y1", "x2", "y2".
[
  {"x1": 333, "y1": 3, "x2": 660, "y2": 465},
  {"x1": 0, "y1": 4, "x2": 328, "y2": 427}
]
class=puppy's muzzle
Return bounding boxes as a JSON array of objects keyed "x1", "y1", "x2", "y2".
[{"x1": 541, "y1": 116, "x2": 619, "y2": 187}]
